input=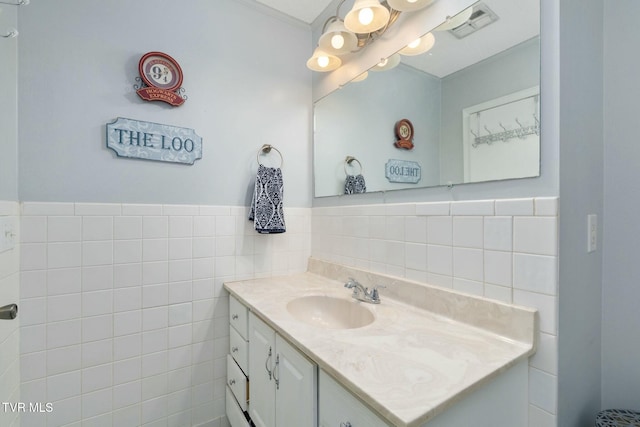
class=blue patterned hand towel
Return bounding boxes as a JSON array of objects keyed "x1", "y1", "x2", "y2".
[
  {"x1": 344, "y1": 174, "x2": 366, "y2": 194},
  {"x1": 249, "y1": 164, "x2": 286, "y2": 234}
]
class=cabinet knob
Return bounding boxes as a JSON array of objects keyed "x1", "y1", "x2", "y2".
[
  {"x1": 228, "y1": 379, "x2": 236, "y2": 386},
  {"x1": 231, "y1": 346, "x2": 239, "y2": 353},
  {"x1": 231, "y1": 314, "x2": 239, "y2": 320}
]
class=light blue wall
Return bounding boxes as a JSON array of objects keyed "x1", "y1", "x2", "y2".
[
  {"x1": 602, "y1": 0, "x2": 640, "y2": 411},
  {"x1": 0, "y1": 5, "x2": 18, "y2": 201},
  {"x1": 557, "y1": 0, "x2": 604, "y2": 425},
  {"x1": 18, "y1": 0, "x2": 313, "y2": 207}
]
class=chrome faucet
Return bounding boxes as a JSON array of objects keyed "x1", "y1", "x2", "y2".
[{"x1": 344, "y1": 278, "x2": 385, "y2": 304}]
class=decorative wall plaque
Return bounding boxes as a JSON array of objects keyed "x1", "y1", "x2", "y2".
[
  {"x1": 394, "y1": 118, "x2": 414, "y2": 150},
  {"x1": 106, "y1": 117, "x2": 202, "y2": 165},
  {"x1": 135, "y1": 52, "x2": 187, "y2": 106},
  {"x1": 385, "y1": 159, "x2": 421, "y2": 183}
]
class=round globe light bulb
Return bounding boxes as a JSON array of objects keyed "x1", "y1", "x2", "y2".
[
  {"x1": 408, "y1": 38, "x2": 421, "y2": 49},
  {"x1": 317, "y1": 56, "x2": 330, "y2": 68},
  {"x1": 358, "y1": 7, "x2": 374, "y2": 26},
  {"x1": 331, "y1": 34, "x2": 345, "y2": 50}
]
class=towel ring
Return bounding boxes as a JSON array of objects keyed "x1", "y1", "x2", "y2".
[
  {"x1": 344, "y1": 156, "x2": 363, "y2": 176},
  {"x1": 257, "y1": 144, "x2": 283, "y2": 168}
]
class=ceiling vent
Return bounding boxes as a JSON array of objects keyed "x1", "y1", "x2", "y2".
[{"x1": 449, "y1": 3, "x2": 499, "y2": 39}]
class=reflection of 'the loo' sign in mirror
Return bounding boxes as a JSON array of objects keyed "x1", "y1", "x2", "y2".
[
  {"x1": 394, "y1": 119, "x2": 414, "y2": 150},
  {"x1": 386, "y1": 159, "x2": 421, "y2": 184}
]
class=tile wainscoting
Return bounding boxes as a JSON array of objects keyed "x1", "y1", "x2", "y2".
[
  {"x1": 16, "y1": 197, "x2": 557, "y2": 426},
  {"x1": 0, "y1": 201, "x2": 20, "y2": 427},
  {"x1": 18, "y1": 202, "x2": 310, "y2": 427},
  {"x1": 311, "y1": 197, "x2": 559, "y2": 427}
]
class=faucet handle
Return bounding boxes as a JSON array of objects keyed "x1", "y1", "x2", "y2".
[
  {"x1": 344, "y1": 277, "x2": 357, "y2": 288},
  {"x1": 370, "y1": 285, "x2": 386, "y2": 302}
]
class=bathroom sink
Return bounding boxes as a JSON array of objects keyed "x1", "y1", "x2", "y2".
[{"x1": 286, "y1": 295, "x2": 375, "y2": 329}]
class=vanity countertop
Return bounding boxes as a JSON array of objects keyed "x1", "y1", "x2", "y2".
[{"x1": 224, "y1": 259, "x2": 537, "y2": 427}]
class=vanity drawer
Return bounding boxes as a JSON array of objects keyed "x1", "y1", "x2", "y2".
[
  {"x1": 226, "y1": 386, "x2": 251, "y2": 427},
  {"x1": 319, "y1": 370, "x2": 390, "y2": 427},
  {"x1": 229, "y1": 295, "x2": 249, "y2": 340},
  {"x1": 227, "y1": 354, "x2": 249, "y2": 412},
  {"x1": 230, "y1": 326, "x2": 249, "y2": 375}
]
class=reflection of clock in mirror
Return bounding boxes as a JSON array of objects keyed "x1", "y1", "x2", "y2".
[
  {"x1": 139, "y1": 52, "x2": 183, "y2": 91},
  {"x1": 394, "y1": 118, "x2": 415, "y2": 150}
]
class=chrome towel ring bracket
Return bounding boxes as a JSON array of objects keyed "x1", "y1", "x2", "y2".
[
  {"x1": 257, "y1": 144, "x2": 283, "y2": 168},
  {"x1": 0, "y1": 304, "x2": 18, "y2": 320},
  {"x1": 344, "y1": 156, "x2": 363, "y2": 176}
]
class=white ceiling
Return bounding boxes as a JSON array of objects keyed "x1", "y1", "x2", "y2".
[
  {"x1": 255, "y1": 0, "x2": 333, "y2": 24},
  {"x1": 402, "y1": 0, "x2": 539, "y2": 77}
]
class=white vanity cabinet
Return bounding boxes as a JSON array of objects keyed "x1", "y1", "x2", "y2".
[
  {"x1": 226, "y1": 295, "x2": 251, "y2": 427},
  {"x1": 249, "y1": 311, "x2": 317, "y2": 427},
  {"x1": 318, "y1": 370, "x2": 391, "y2": 427},
  {"x1": 225, "y1": 267, "x2": 536, "y2": 427},
  {"x1": 229, "y1": 295, "x2": 249, "y2": 375}
]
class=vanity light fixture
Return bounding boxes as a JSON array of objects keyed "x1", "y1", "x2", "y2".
[
  {"x1": 319, "y1": 19, "x2": 358, "y2": 55},
  {"x1": 399, "y1": 32, "x2": 435, "y2": 56},
  {"x1": 371, "y1": 53, "x2": 401, "y2": 71},
  {"x1": 308, "y1": 0, "x2": 433, "y2": 72},
  {"x1": 387, "y1": 0, "x2": 435, "y2": 12},
  {"x1": 344, "y1": 0, "x2": 391, "y2": 34},
  {"x1": 306, "y1": 47, "x2": 342, "y2": 72},
  {"x1": 351, "y1": 71, "x2": 369, "y2": 82}
]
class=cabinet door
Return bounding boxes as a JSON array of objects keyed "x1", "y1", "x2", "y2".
[
  {"x1": 248, "y1": 313, "x2": 276, "y2": 427},
  {"x1": 318, "y1": 370, "x2": 390, "y2": 427},
  {"x1": 274, "y1": 334, "x2": 317, "y2": 427}
]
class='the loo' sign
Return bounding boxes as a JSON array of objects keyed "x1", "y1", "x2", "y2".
[{"x1": 106, "y1": 117, "x2": 202, "y2": 165}]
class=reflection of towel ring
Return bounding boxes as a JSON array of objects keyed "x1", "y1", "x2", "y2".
[
  {"x1": 257, "y1": 144, "x2": 283, "y2": 168},
  {"x1": 344, "y1": 156, "x2": 363, "y2": 175}
]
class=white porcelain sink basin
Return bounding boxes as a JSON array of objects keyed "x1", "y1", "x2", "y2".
[{"x1": 286, "y1": 295, "x2": 375, "y2": 329}]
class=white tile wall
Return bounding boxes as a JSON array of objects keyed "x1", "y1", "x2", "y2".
[
  {"x1": 311, "y1": 197, "x2": 559, "y2": 427},
  {"x1": 13, "y1": 197, "x2": 558, "y2": 426},
  {"x1": 0, "y1": 201, "x2": 20, "y2": 427},
  {"x1": 19, "y1": 202, "x2": 310, "y2": 427}
]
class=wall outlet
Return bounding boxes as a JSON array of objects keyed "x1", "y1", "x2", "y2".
[
  {"x1": 0, "y1": 217, "x2": 16, "y2": 254},
  {"x1": 587, "y1": 214, "x2": 597, "y2": 253}
]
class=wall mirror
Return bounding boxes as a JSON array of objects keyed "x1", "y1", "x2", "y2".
[{"x1": 313, "y1": 0, "x2": 540, "y2": 197}]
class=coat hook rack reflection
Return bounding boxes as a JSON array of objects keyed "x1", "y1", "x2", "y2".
[
  {"x1": 0, "y1": 0, "x2": 29, "y2": 5},
  {"x1": 1, "y1": 0, "x2": 29, "y2": 38},
  {"x1": 1, "y1": 28, "x2": 17, "y2": 38},
  {"x1": 472, "y1": 114, "x2": 540, "y2": 148}
]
